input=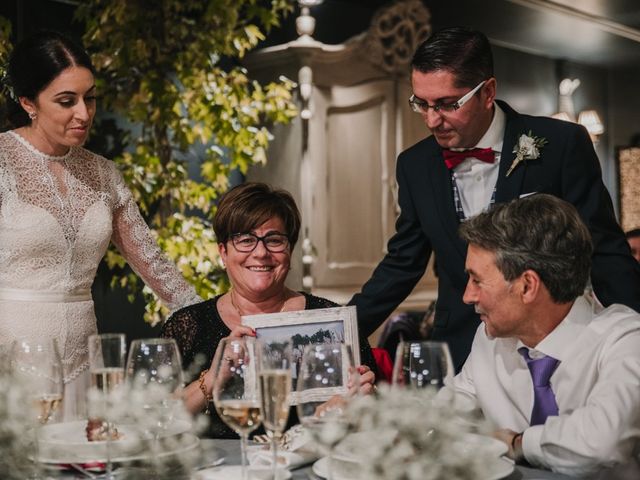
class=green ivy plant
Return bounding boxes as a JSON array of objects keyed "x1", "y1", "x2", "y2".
[
  {"x1": 0, "y1": 16, "x2": 13, "y2": 130},
  {"x1": 75, "y1": 0, "x2": 298, "y2": 324}
]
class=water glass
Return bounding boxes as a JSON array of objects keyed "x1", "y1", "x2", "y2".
[
  {"x1": 296, "y1": 343, "x2": 357, "y2": 480},
  {"x1": 391, "y1": 340, "x2": 454, "y2": 389},
  {"x1": 126, "y1": 338, "x2": 184, "y2": 458}
]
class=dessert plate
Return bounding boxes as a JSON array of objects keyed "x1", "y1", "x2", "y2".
[{"x1": 37, "y1": 419, "x2": 195, "y2": 464}]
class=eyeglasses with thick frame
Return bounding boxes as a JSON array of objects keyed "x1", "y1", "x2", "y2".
[
  {"x1": 230, "y1": 232, "x2": 290, "y2": 253},
  {"x1": 409, "y1": 80, "x2": 486, "y2": 115}
]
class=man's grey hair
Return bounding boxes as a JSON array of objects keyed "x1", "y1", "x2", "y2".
[{"x1": 459, "y1": 194, "x2": 593, "y2": 303}]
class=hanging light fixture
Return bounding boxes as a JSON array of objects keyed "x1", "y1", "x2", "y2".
[{"x1": 552, "y1": 78, "x2": 604, "y2": 144}]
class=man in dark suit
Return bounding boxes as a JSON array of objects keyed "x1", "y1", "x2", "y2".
[{"x1": 350, "y1": 27, "x2": 640, "y2": 371}]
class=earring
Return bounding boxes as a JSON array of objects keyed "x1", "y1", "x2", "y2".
[{"x1": 28, "y1": 111, "x2": 37, "y2": 120}]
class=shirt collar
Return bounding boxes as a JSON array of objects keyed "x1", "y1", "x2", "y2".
[
  {"x1": 516, "y1": 296, "x2": 593, "y2": 362},
  {"x1": 475, "y1": 102, "x2": 505, "y2": 153}
]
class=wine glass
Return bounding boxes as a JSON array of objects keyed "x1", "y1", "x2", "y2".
[
  {"x1": 11, "y1": 338, "x2": 64, "y2": 479},
  {"x1": 296, "y1": 343, "x2": 358, "y2": 480},
  {"x1": 126, "y1": 338, "x2": 184, "y2": 464},
  {"x1": 391, "y1": 340, "x2": 454, "y2": 389},
  {"x1": 88, "y1": 333, "x2": 126, "y2": 479},
  {"x1": 257, "y1": 339, "x2": 292, "y2": 480},
  {"x1": 12, "y1": 338, "x2": 64, "y2": 424},
  {"x1": 211, "y1": 337, "x2": 261, "y2": 480}
]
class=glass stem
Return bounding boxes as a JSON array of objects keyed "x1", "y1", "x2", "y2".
[
  {"x1": 271, "y1": 433, "x2": 278, "y2": 479},
  {"x1": 327, "y1": 451, "x2": 334, "y2": 480},
  {"x1": 105, "y1": 419, "x2": 113, "y2": 478},
  {"x1": 240, "y1": 432, "x2": 249, "y2": 480},
  {"x1": 30, "y1": 425, "x2": 42, "y2": 480}
]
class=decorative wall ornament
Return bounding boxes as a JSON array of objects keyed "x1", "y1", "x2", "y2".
[
  {"x1": 617, "y1": 147, "x2": 640, "y2": 232},
  {"x1": 363, "y1": 0, "x2": 432, "y2": 75}
]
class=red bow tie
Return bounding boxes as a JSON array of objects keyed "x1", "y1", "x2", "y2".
[{"x1": 442, "y1": 147, "x2": 495, "y2": 170}]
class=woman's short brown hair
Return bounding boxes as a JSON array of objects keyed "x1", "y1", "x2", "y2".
[{"x1": 214, "y1": 182, "x2": 301, "y2": 249}]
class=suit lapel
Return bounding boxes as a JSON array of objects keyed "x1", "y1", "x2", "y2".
[
  {"x1": 429, "y1": 149, "x2": 468, "y2": 258},
  {"x1": 495, "y1": 100, "x2": 527, "y2": 203}
]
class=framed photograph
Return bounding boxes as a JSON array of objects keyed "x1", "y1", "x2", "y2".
[{"x1": 241, "y1": 305, "x2": 360, "y2": 404}]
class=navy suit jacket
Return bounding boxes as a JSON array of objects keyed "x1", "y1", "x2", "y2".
[{"x1": 350, "y1": 100, "x2": 640, "y2": 370}]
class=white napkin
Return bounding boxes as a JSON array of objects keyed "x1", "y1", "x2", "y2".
[
  {"x1": 248, "y1": 425, "x2": 318, "y2": 469},
  {"x1": 247, "y1": 446, "x2": 317, "y2": 470},
  {"x1": 194, "y1": 465, "x2": 291, "y2": 480}
]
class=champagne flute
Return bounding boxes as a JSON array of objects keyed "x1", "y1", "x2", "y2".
[
  {"x1": 296, "y1": 343, "x2": 357, "y2": 480},
  {"x1": 12, "y1": 338, "x2": 64, "y2": 479},
  {"x1": 391, "y1": 340, "x2": 454, "y2": 389},
  {"x1": 257, "y1": 340, "x2": 292, "y2": 480},
  {"x1": 212, "y1": 337, "x2": 261, "y2": 480},
  {"x1": 126, "y1": 338, "x2": 184, "y2": 464},
  {"x1": 88, "y1": 333, "x2": 126, "y2": 479}
]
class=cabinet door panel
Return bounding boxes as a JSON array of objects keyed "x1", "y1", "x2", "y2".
[{"x1": 310, "y1": 81, "x2": 396, "y2": 287}]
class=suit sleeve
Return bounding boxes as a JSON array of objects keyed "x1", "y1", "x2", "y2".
[
  {"x1": 560, "y1": 125, "x2": 640, "y2": 312},
  {"x1": 349, "y1": 154, "x2": 432, "y2": 336}
]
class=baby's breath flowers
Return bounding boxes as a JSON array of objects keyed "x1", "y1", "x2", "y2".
[{"x1": 333, "y1": 386, "x2": 492, "y2": 480}]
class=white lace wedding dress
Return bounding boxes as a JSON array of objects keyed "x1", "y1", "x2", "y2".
[{"x1": 0, "y1": 131, "x2": 200, "y2": 420}]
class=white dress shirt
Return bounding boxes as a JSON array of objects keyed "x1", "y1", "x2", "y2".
[
  {"x1": 446, "y1": 296, "x2": 640, "y2": 476},
  {"x1": 451, "y1": 103, "x2": 505, "y2": 218}
]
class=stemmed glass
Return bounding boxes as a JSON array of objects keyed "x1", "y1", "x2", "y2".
[
  {"x1": 296, "y1": 343, "x2": 358, "y2": 480},
  {"x1": 211, "y1": 337, "x2": 261, "y2": 480},
  {"x1": 12, "y1": 338, "x2": 64, "y2": 478},
  {"x1": 126, "y1": 338, "x2": 184, "y2": 464},
  {"x1": 391, "y1": 340, "x2": 454, "y2": 389},
  {"x1": 88, "y1": 333, "x2": 126, "y2": 479},
  {"x1": 257, "y1": 340, "x2": 292, "y2": 480}
]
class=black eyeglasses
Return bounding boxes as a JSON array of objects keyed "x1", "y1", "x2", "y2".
[
  {"x1": 409, "y1": 80, "x2": 486, "y2": 115},
  {"x1": 230, "y1": 232, "x2": 290, "y2": 253}
]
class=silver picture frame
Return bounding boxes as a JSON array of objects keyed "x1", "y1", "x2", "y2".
[{"x1": 241, "y1": 305, "x2": 360, "y2": 404}]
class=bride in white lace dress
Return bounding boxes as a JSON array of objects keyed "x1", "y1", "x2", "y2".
[{"x1": 0, "y1": 32, "x2": 199, "y2": 420}]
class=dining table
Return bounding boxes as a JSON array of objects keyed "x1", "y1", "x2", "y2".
[
  {"x1": 43, "y1": 437, "x2": 578, "y2": 480},
  {"x1": 197, "y1": 439, "x2": 576, "y2": 480}
]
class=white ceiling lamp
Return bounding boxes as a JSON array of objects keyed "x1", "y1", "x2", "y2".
[{"x1": 552, "y1": 78, "x2": 604, "y2": 144}]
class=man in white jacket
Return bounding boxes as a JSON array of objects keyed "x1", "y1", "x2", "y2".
[{"x1": 450, "y1": 193, "x2": 640, "y2": 476}]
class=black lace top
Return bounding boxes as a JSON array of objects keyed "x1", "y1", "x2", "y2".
[{"x1": 161, "y1": 291, "x2": 376, "y2": 438}]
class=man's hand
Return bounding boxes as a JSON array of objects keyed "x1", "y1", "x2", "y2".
[{"x1": 493, "y1": 428, "x2": 523, "y2": 461}]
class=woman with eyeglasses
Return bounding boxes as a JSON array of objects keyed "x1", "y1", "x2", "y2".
[{"x1": 161, "y1": 181, "x2": 376, "y2": 438}]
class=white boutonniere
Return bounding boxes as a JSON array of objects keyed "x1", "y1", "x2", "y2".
[{"x1": 506, "y1": 131, "x2": 547, "y2": 177}]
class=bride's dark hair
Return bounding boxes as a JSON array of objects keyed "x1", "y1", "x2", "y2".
[{"x1": 4, "y1": 30, "x2": 95, "y2": 128}]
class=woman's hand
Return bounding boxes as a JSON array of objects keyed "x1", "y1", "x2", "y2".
[
  {"x1": 208, "y1": 327, "x2": 256, "y2": 374},
  {"x1": 346, "y1": 365, "x2": 376, "y2": 395},
  {"x1": 354, "y1": 365, "x2": 376, "y2": 396},
  {"x1": 228, "y1": 325, "x2": 256, "y2": 339}
]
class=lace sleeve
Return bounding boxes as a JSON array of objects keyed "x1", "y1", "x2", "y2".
[{"x1": 108, "y1": 164, "x2": 201, "y2": 312}]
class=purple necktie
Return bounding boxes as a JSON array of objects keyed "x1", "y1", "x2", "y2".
[{"x1": 519, "y1": 348, "x2": 560, "y2": 426}]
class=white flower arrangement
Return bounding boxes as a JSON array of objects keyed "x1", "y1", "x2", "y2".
[
  {"x1": 336, "y1": 385, "x2": 491, "y2": 480},
  {"x1": 0, "y1": 357, "x2": 45, "y2": 479},
  {"x1": 506, "y1": 131, "x2": 547, "y2": 177},
  {"x1": 85, "y1": 380, "x2": 207, "y2": 479}
]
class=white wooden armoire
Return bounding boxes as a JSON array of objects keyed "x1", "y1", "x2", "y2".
[{"x1": 245, "y1": 0, "x2": 437, "y2": 318}]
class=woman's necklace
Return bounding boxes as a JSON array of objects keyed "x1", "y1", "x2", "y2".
[{"x1": 229, "y1": 289, "x2": 288, "y2": 318}]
